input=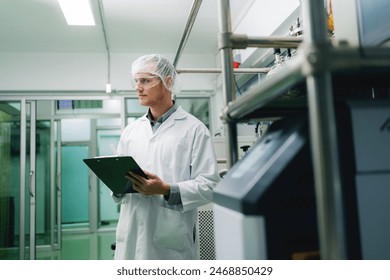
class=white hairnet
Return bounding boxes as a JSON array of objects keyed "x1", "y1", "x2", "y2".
[{"x1": 131, "y1": 54, "x2": 178, "y2": 92}]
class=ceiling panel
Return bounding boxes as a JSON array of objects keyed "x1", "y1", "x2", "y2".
[{"x1": 0, "y1": 0, "x2": 252, "y2": 54}]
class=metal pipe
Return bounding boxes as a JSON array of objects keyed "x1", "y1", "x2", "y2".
[
  {"x1": 173, "y1": 0, "x2": 203, "y2": 67},
  {"x1": 98, "y1": 0, "x2": 111, "y2": 86},
  {"x1": 231, "y1": 34, "x2": 302, "y2": 49},
  {"x1": 218, "y1": 0, "x2": 238, "y2": 167},
  {"x1": 176, "y1": 67, "x2": 270, "y2": 74},
  {"x1": 302, "y1": 0, "x2": 347, "y2": 260}
]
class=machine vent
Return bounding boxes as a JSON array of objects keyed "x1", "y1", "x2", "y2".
[{"x1": 197, "y1": 210, "x2": 216, "y2": 260}]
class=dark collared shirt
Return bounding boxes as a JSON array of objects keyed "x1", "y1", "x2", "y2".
[{"x1": 146, "y1": 102, "x2": 178, "y2": 133}]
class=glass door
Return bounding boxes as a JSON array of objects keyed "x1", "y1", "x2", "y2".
[
  {"x1": 96, "y1": 129, "x2": 121, "y2": 229},
  {"x1": 52, "y1": 119, "x2": 62, "y2": 250},
  {"x1": 34, "y1": 117, "x2": 61, "y2": 253},
  {"x1": 0, "y1": 100, "x2": 61, "y2": 260},
  {"x1": 1, "y1": 98, "x2": 125, "y2": 259},
  {"x1": 60, "y1": 118, "x2": 91, "y2": 230},
  {"x1": 0, "y1": 101, "x2": 21, "y2": 259},
  {"x1": 61, "y1": 144, "x2": 90, "y2": 227},
  {"x1": 24, "y1": 100, "x2": 37, "y2": 260},
  {"x1": 0, "y1": 100, "x2": 36, "y2": 259}
]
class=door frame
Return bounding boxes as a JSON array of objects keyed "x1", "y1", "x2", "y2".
[
  {"x1": 19, "y1": 99, "x2": 36, "y2": 260},
  {"x1": 0, "y1": 95, "x2": 126, "y2": 259}
]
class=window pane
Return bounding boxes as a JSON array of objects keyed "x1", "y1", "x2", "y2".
[{"x1": 176, "y1": 98, "x2": 209, "y2": 128}]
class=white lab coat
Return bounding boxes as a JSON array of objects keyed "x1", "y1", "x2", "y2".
[{"x1": 112, "y1": 106, "x2": 220, "y2": 260}]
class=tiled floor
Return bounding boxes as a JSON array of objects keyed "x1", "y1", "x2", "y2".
[
  {"x1": 0, "y1": 230, "x2": 116, "y2": 260},
  {"x1": 37, "y1": 231, "x2": 116, "y2": 260}
]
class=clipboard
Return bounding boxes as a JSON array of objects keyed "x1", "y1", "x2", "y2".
[{"x1": 83, "y1": 156, "x2": 148, "y2": 194}]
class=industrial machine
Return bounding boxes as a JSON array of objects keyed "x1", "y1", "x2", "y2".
[
  {"x1": 214, "y1": 0, "x2": 390, "y2": 260},
  {"x1": 213, "y1": 116, "x2": 319, "y2": 259},
  {"x1": 333, "y1": 0, "x2": 390, "y2": 48},
  {"x1": 213, "y1": 100, "x2": 390, "y2": 259},
  {"x1": 337, "y1": 100, "x2": 390, "y2": 259}
]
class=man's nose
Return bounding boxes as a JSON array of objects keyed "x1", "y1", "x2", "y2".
[{"x1": 136, "y1": 82, "x2": 143, "y2": 91}]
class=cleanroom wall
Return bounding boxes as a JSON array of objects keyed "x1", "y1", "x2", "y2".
[{"x1": 0, "y1": 52, "x2": 217, "y2": 91}]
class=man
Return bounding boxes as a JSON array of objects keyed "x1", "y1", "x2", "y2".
[{"x1": 112, "y1": 54, "x2": 220, "y2": 259}]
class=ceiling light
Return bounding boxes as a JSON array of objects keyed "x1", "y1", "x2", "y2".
[{"x1": 58, "y1": 0, "x2": 95, "y2": 26}]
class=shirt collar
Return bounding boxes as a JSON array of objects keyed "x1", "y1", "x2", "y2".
[{"x1": 146, "y1": 101, "x2": 178, "y2": 124}]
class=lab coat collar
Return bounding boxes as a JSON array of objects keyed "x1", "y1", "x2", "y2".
[{"x1": 140, "y1": 106, "x2": 187, "y2": 136}]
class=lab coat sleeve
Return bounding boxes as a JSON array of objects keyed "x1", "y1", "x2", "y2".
[
  {"x1": 179, "y1": 126, "x2": 220, "y2": 212},
  {"x1": 111, "y1": 191, "x2": 124, "y2": 203}
]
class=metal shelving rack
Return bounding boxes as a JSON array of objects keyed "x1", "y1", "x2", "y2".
[{"x1": 217, "y1": 0, "x2": 390, "y2": 259}]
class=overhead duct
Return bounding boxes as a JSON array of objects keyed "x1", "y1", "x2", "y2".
[{"x1": 98, "y1": 0, "x2": 111, "y2": 93}]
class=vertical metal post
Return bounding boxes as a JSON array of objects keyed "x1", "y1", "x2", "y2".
[
  {"x1": 218, "y1": 0, "x2": 238, "y2": 167},
  {"x1": 50, "y1": 118, "x2": 55, "y2": 249},
  {"x1": 120, "y1": 96, "x2": 126, "y2": 131},
  {"x1": 56, "y1": 120, "x2": 62, "y2": 249},
  {"x1": 50, "y1": 117, "x2": 62, "y2": 250},
  {"x1": 90, "y1": 119, "x2": 98, "y2": 233},
  {"x1": 29, "y1": 101, "x2": 36, "y2": 260},
  {"x1": 302, "y1": 0, "x2": 347, "y2": 259},
  {"x1": 19, "y1": 99, "x2": 26, "y2": 259}
]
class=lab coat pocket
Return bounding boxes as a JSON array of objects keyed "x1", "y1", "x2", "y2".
[
  {"x1": 153, "y1": 207, "x2": 185, "y2": 250},
  {"x1": 160, "y1": 136, "x2": 190, "y2": 181}
]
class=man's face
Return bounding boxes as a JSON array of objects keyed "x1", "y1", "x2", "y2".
[{"x1": 133, "y1": 73, "x2": 164, "y2": 107}]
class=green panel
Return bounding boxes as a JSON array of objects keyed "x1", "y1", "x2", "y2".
[
  {"x1": 97, "y1": 132, "x2": 121, "y2": 224},
  {"x1": 61, "y1": 145, "x2": 89, "y2": 224}
]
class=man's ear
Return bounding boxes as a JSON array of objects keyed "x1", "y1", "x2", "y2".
[{"x1": 164, "y1": 76, "x2": 173, "y2": 88}]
